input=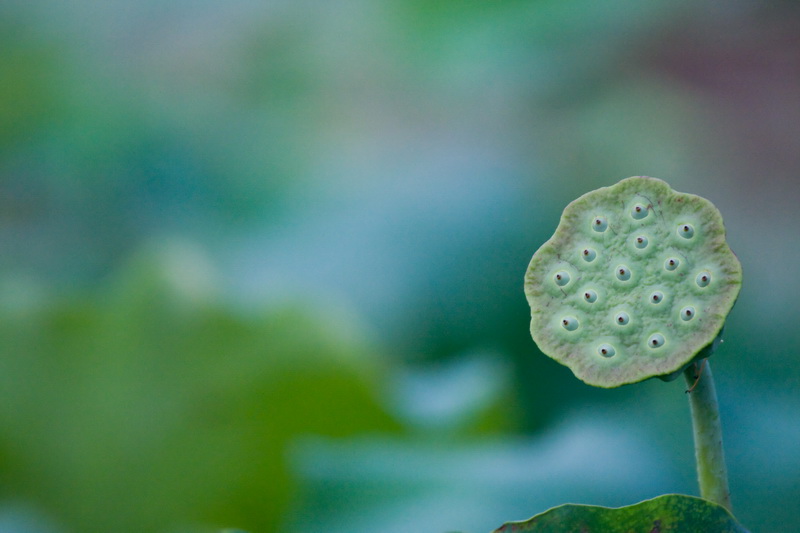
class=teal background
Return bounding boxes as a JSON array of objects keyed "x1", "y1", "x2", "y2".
[{"x1": 1, "y1": 1, "x2": 798, "y2": 532}]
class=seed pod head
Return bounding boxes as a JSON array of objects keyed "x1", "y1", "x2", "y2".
[{"x1": 524, "y1": 176, "x2": 742, "y2": 387}]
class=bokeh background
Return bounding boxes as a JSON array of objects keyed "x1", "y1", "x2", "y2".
[{"x1": 2, "y1": 1, "x2": 799, "y2": 532}]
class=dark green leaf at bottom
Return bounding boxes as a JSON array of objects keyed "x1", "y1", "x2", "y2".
[{"x1": 493, "y1": 494, "x2": 748, "y2": 533}]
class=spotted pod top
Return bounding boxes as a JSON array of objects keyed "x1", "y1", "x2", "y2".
[{"x1": 524, "y1": 176, "x2": 742, "y2": 387}]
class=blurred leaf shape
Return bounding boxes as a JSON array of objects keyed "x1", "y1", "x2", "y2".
[
  {"x1": 386, "y1": 352, "x2": 516, "y2": 435},
  {"x1": 493, "y1": 494, "x2": 749, "y2": 533},
  {"x1": 286, "y1": 416, "x2": 673, "y2": 533},
  {"x1": 0, "y1": 241, "x2": 400, "y2": 533}
]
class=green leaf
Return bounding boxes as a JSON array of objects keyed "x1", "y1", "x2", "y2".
[
  {"x1": 0, "y1": 244, "x2": 402, "y2": 533},
  {"x1": 493, "y1": 494, "x2": 749, "y2": 532}
]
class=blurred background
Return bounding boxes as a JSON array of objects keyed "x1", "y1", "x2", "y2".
[{"x1": 1, "y1": 1, "x2": 799, "y2": 532}]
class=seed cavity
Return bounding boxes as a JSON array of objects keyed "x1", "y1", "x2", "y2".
[
  {"x1": 561, "y1": 316, "x2": 579, "y2": 331},
  {"x1": 678, "y1": 224, "x2": 695, "y2": 239},
  {"x1": 583, "y1": 290, "x2": 598, "y2": 303},
  {"x1": 615, "y1": 312, "x2": 630, "y2": 326},
  {"x1": 648, "y1": 333, "x2": 666, "y2": 349},
  {"x1": 631, "y1": 204, "x2": 648, "y2": 220},
  {"x1": 582, "y1": 248, "x2": 597, "y2": 262},
  {"x1": 615, "y1": 265, "x2": 631, "y2": 281},
  {"x1": 554, "y1": 271, "x2": 571, "y2": 286},
  {"x1": 696, "y1": 271, "x2": 711, "y2": 288},
  {"x1": 592, "y1": 216, "x2": 608, "y2": 232},
  {"x1": 597, "y1": 344, "x2": 616, "y2": 357},
  {"x1": 650, "y1": 291, "x2": 664, "y2": 304},
  {"x1": 634, "y1": 235, "x2": 648, "y2": 249},
  {"x1": 664, "y1": 257, "x2": 680, "y2": 271},
  {"x1": 680, "y1": 306, "x2": 696, "y2": 321}
]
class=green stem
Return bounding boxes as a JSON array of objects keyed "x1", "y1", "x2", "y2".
[{"x1": 684, "y1": 360, "x2": 731, "y2": 511}]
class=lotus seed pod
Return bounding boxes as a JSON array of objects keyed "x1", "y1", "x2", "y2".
[{"x1": 524, "y1": 176, "x2": 742, "y2": 387}]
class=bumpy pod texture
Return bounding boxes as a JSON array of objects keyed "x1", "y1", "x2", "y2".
[{"x1": 524, "y1": 177, "x2": 742, "y2": 387}]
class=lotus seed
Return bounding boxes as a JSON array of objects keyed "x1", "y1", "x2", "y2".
[
  {"x1": 648, "y1": 333, "x2": 666, "y2": 348},
  {"x1": 562, "y1": 316, "x2": 579, "y2": 331},
  {"x1": 664, "y1": 257, "x2": 679, "y2": 271},
  {"x1": 681, "y1": 306, "x2": 696, "y2": 321},
  {"x1": 615, "y1": 312, "x2": 630, "y2": 326},
  {"x1": 678, "y1": 224, "x2": 695, "y2": 239},
  {"x1": 582, "y1": 248, "x2": 597, "y2": 262},
  {"x1": 631, "y1": 204, "x2": 648, "y2": 220},
  {"x1": 597, "y1": 344, "x2": 616, "y2": 357},
  {"x1": 696, "y1": 271, "x2": 711, "y2": 288},
  {"x1": 635, "y1": 236, "x2": 648, "y2": 249},
  {"x1": 616, "y1": 265, "x2": 631, "y2": 281},
  {"x1": 650, "y1": 291, "x2": 664, "y2": 304},
  {"x1": 583, "y1": 290, "x2": 598, "y2": 303},
  {"x1": 554, "y1": 271, "x2": 570, "y2": 286},
  {"x1": 592, "y1": 216, "x2": 608, "y2": 232}
]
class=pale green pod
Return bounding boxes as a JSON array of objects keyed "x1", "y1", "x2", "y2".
[{"x1": 524, "y1": 176, "x2": 742, "y2": 387}]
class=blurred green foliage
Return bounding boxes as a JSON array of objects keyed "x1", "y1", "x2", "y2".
[
  {"x1": 1, "y1": 0, "x2": 800, "y2": 532},
  {"x1": 0, "y1": 245, "x2": 401, "y2": 532}
]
